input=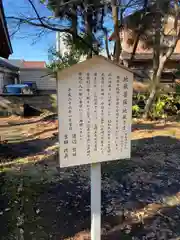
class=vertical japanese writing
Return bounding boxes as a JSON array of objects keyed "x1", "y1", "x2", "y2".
[
  {"x1": 68, "y1": 88, "x2": 72, "y2": 131},
  {"x1": 78, "y1": 72, "x2": 83, "y2": 141},
  {"x1": 63, "y1": 134, "x2": 68, "y2": 159},
  {"x1": 64, "y1": 134, "x2": 68, "y2": 145},
  {"x1": 72, "y1": 133, "x2": 77, "y2": 157},
  {"x1": 94, "y1": 72, "x2": 98, "y2": 151},
  {"x1": 64, "y1": 148, "x2": 68, "y2": 160},
  {"x1": 107, "y1": 73, "x2": 112, "y2": 155},
  {"x1": 86, "y1": 72, "x2": 91, "y2": 157},
  {"x1": 59, "y1": 64, "x2": 132, "y2": 168},
  {"x1": 116, "y1": 75, "x2": 120, "y2": 150},
  {"x1": 100, "y1": 73, "x2": 105, "y2": 153},
  {"x1": 122, "y1": 76, "x2": 129, "y2": 150}
]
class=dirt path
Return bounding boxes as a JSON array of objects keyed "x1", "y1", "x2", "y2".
[{"x1": 0, "y1": 118, "x2": 180, "y2": 239}]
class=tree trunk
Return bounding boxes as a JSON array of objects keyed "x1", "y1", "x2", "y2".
[
  {"x1": 71, "y1": 5, "x2": 78, "y2": 41},
  {"x1": 103, "y1": 28, "x2": 111, "y2": 59},
  {"x1": 84, "y1": 0, "x2": 93, "y2": 59},
  {"x1": 129, "y1": 0, "x2": 148, "y2": 65},
  {"x1": 143, "y1": 3, "x2": 161, "y2": 119},
  {"x1": 143, "y1": 59, "x2": 165, "y2": 119},
  {"x1": 143, "y1": 79, "x2": 158, "y2": 119},
  {"x1": 111, "y1": 0, "x2": 121, "y2": 63},
  {"x1": 86, "y1": 13, "x2": 93, "y2": 59},
  {"x1": 101, "y1": 8, "x2": 111, "y2": 59}
]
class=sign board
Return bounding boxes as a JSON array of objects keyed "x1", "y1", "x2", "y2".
[{"x1": 58, "y1": 56, "x2": 133, "y2": 167}]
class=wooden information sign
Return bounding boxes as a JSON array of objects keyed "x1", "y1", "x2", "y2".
[{"x1": 57, "y1": 56, "x2": 133, "y2": 240}]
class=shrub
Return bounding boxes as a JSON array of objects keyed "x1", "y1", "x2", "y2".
[
  {"x1": 132, "y1": 104, "x2": 141, "y2": 117},
  {"x1": 150, "y1": 93, "x2": 180, "y2": 119},
  {"x1": 50, "y1": 94, "x2": 57, "y2": 112},
  {"x1": 132, "y1": 92, "x2": 180, "y2": 120},
  {"x1": 151, "y1": 97, "x2": 166, "y2": 119},
  {"x1": 175, "y1": 80, "x2": 180, "y2": 94}
]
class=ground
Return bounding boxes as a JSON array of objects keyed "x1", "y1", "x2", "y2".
[{"x1": 0, "y1": 116, "x2": 180, "y2": 240}]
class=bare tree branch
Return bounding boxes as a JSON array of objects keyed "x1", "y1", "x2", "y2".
[
  {"x1": 7, "y1": 15, "x2": 99, "y2": 54},
  {"x1": 48, "y1": 0, "x2": 80, "y2": 8},
  {"x1": 9, "y1": 21, "x2": 21, "y2": 38},
  {"x1": 7, "y1": 0, "x2": 102, "y2": 55},
  {"x1": 28, "y1": 0, "x2": 45, "y2": 25},
  {"x1": 7, "y1": 16, "x2": 70, "y2": 32}
]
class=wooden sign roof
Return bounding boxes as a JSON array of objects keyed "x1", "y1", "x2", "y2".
[{"x1": 58, "y1": 55, "x2": 134, "y2": 80}]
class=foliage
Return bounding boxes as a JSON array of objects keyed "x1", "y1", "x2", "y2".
[
  {"x1": 151, "y1": 97, "x2": 166, "y2": 119},
  {"x1": 63, "y1": 33, "x2": 103, "y2": 56},
  {"x1": 175, "y1": 83, "x2": 180, "y2": 94},
  {"x1": 133, "y1": 93, "x2": 180, "y2": 119},
  {"x1": 47, "y1": 49, "x2": 81, "y2": 72},
  {"x1": 47, "y1": 0, "x2": 111, "y2": 56},
  {"x1": 123, "y1": 0, "x2": 180, "y2": 118},
  {"x1": 133, "y1": 93, "x2": 146, "y2": 109},
  {"x1": 47, "y1": 29, "x2": 104, "y2": 72},
  {"x1": 50, "y1": 94, "x2": 57, "y2": 111},
  {"x1": 47, "y1": 34, "x2": 85, "y2": 72},
  {"x1": 132, "y1": 104, "x2": 141, "y2": 117},
  {"x1": 150, "y1": 94, "x2": 180, "y2": 119}
]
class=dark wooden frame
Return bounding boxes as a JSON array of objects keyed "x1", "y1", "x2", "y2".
[{"x1": 0, "y1": 0, "x2": 13, "y2": 58}]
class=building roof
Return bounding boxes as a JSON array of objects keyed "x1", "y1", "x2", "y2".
[
  {"x1": 0, "y1": 0, "x2": 13, "y2": 58},
  {"x1": 0, "y1": 58, "x2": 19, "y2": 71},
  {"x1": 7, "y1": 59, "x2": 24, "y2": 68},
  {"x1": 121, "y1": 52, "x2": 180, "y2": 61},
  {"x1": 5, "y1": 59, "x2": 46, "y2": 69},
  {"x1": 23, "y1": 61, "x2": 46, "y2": 69}
]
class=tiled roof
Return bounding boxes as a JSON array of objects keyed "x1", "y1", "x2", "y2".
[
  {"x1": 4, "y1": 59, "x2": 47, "y2": 69},
  {"x1": 23, "y1": 61, "x2": 46, "y2": 68}
]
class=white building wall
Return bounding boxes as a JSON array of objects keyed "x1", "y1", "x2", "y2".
[
  {"x1": 56, "y1": 32, "x2": 86, "y2": 62},
  {"x1": 20, "y1": 69, "x2": 56, "y2": 90}
]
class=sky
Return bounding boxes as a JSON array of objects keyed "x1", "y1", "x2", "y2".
[
  {"x1": 4, "y1": 0, "x2": 115, "y2": 63},
  {"x1": 4, "y1": 0, "x2": 56, "y2": 62},
  {"x1": 3, "y1": 0, "x2": 140, "y2": 62}
]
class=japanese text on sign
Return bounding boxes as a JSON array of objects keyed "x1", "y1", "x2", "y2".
[{"x1": 58, "y1": 65, "x2": 133, "y2": 167}]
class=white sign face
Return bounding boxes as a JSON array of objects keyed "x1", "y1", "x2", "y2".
[{"x1": 58, "y1": 62, "x2": 133, "y2": 167}]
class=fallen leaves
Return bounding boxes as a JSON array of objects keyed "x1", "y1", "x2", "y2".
[{"x1": 65, "y1": 233, "x2": 90, "y2": 240}]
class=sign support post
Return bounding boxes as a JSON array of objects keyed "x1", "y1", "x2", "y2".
[{"x1": 91, "y1": 162, "x2": 101, "y2": 240}]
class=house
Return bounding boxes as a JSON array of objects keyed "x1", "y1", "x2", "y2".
[
  {"x1": 109, "y1": 7, "x2": 180, "y2": 83},
  {"x1": 0, "y1": 0, "x2": 19, "y2": 93},
  {"x1": 0, "y1": 0, "x2": 12, "y2": 58},
  {"x1": 0, "y1": 59, "x2": 19, "y2": 93},
  {"x1": 8, "y1": 59, "x2": 56, "y2": 91}
]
